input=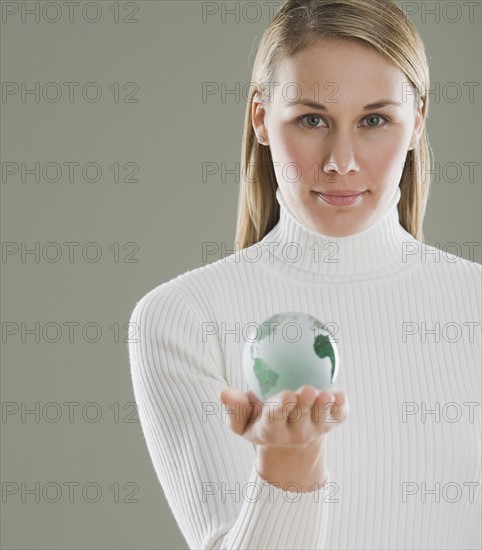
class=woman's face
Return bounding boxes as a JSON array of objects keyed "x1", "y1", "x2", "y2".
[{"x1": 252, "y1": 38, "x2": 425, "y2": 237}]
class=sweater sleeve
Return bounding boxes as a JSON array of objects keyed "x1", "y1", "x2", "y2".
[{"x1": 127, "y1": 282, "x2": 333, "y2": 550}]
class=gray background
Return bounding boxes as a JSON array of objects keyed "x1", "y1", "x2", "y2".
[{"x1": 1, "y1": 1, "x2": 480, "y2": 549}]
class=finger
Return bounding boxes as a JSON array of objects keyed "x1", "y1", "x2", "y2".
[
  {"x1": 317, "y1": 389, "x2": 350, "y2": 430},
  {"x1": 219, "y1": 387, "x2": 252, "y2": 435},
  {"x1": 266, "y1": 390, "x2": 297, "y2": 425},
  {"x1": 219, "y1": 387, "x2": 245, "y2": 409},
  {"x1": 312, "y1": 390, "x2": 336, "y2": 427},
  {"x1": 240, "y1": 390, "x2": 295, "y2": 447},
  {"x1": 290, "y1": 385, "x2": 317, "y2": 423},
  {"x1": 244, "y1": 390, "x2": 265, "y2": 423},
  {"x1": 330, "y1": 387, "x2": 346, "y2": 407},
  {"x1": 331, "y1": 389, "x2": 350, "y2": 424}
]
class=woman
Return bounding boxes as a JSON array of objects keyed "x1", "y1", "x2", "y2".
[{"x1": 128, "y1": 1, "x2": 481, "y2": 548}]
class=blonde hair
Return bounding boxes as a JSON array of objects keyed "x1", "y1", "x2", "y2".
[{"x1": 235, "y1": 0, "x2": 432, "y2": 249}]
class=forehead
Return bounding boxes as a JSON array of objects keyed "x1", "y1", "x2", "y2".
[{"x1": 274, "y1": 39, "x2": 408, "y2": 105}]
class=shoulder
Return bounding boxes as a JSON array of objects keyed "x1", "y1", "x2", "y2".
[
  {"x1": 423, "y1": 242, "x2": 481, "y2": 278},
  {"x1": 414, "y1": 242, "x2": 481, "y2": 300},
  {"x1": 128, "y1": 253, "x2": 247, "y2": 325}
]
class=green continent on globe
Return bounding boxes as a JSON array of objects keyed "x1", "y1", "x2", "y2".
[
  {"x1": 253, "y1": 357, "x2": 279, "y2": 398},
  {"x1": 313, "y1": 333, "x2": 336, "y2": 381}
]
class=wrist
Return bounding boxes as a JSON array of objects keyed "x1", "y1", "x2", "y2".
[
  {"x1": 255, "y1": 437, "x2": 328, "y2": 492},
  {"x1": 257, "y1": 434, "x2": 327, "y2": 458}
]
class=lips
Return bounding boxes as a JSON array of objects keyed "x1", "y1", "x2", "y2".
[
  {"x1": 314, "y1": 190, "x2": 366, "y2": 206},
  {"x1": 315, "y1": 190, "x2": 366, "y2": 196}
]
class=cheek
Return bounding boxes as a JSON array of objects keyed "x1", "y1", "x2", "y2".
[
  {"x1": 271, "y1": 126, "x2": 315, "y2": 177},
  {"x1": 279, "y1": 126, "x2": 322, "y2": 165},
  {"x1": 366, "y1": 139, "x2": 408, "y2": 180},
  {"x1": 272, "y1": 124, "x2": 302, "y2": 157}
]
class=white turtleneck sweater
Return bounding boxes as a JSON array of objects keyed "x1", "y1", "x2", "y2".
[{"x1": 128, "y1": 186, "x2": 481, "y2": 550}]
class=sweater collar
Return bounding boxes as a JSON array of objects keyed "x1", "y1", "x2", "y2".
[{"x1": 259, "y1": 186, "x2": 417, "y2": 279}]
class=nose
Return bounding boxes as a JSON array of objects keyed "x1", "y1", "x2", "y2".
[{"x1": 323, "y1": 132, "x2": 360, "y2": 175}]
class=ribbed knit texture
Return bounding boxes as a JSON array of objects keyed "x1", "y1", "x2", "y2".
[{"x1": 128, "y1": 186, "x2": 481, "y2": 549}]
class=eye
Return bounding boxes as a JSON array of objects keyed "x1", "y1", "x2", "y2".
[
  {"x1": 362, "y1": 114, "x2": 390, "y2": 130},
  {"x1": 297, "y1": 113, "x2": 391, "y2": 131},
  {"x1": 297, "y1": 114, "x2": 325, "y2": 130}
]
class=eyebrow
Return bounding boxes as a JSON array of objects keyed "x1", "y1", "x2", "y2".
[{"x1": 285, "y1": 98, "x2": 402, "y2": 110}]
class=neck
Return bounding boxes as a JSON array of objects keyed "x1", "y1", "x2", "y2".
[{"x1": 258, "y1": 186, "x2": 419, "y2": 281}]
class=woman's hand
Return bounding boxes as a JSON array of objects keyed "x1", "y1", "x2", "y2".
[{"x1": 219, "y1": 384, "x2": 349, "y2": 450}]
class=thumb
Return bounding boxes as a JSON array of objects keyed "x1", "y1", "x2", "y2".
[
  {"x1": 219, "y1": 387, "x2": 252, "y2": 436},
  {"x1": 219, "y1": 387, "x2": 248, "y2": 410}
]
